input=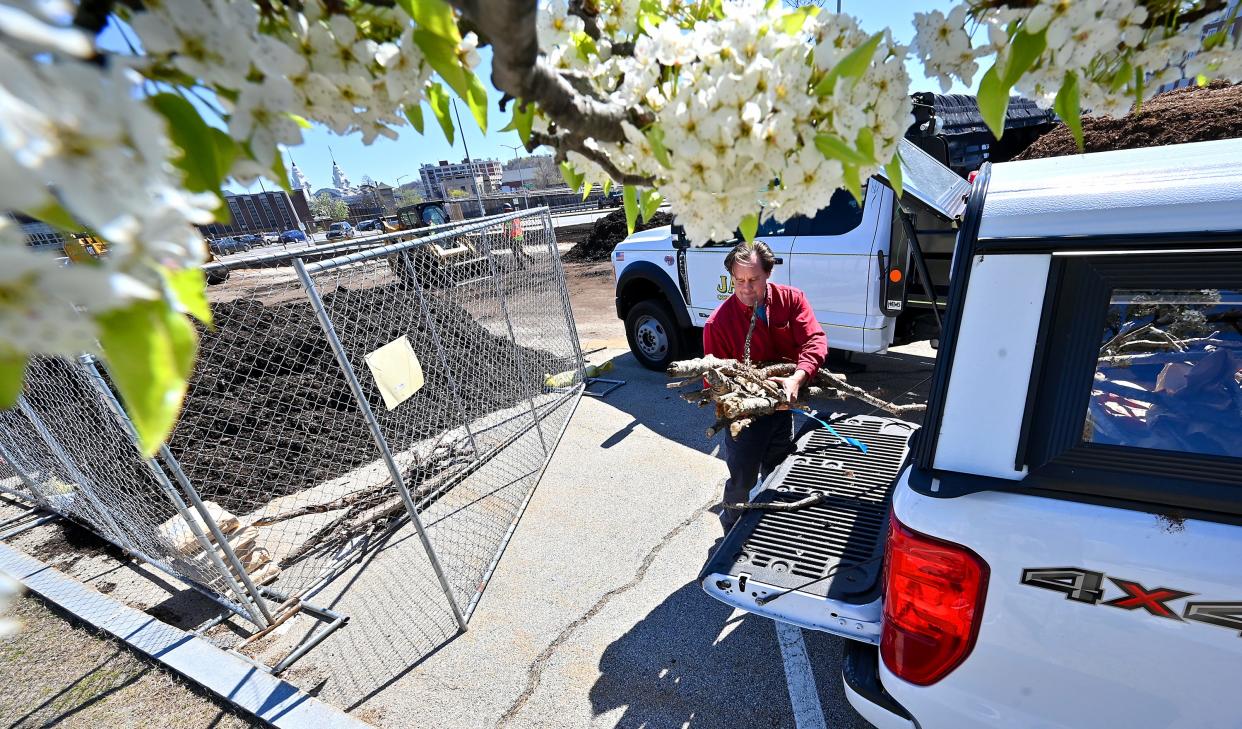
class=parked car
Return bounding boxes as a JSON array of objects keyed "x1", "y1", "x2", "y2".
[
  {"x1": 209, "y1": 236, "x2": 251, "y2": 255},
  {"x1": 700, "y1": 138, "x2": 1242, "y2": 729},
  {"x1": 280, "y1": 229, "x2": 307, "y2": 243},
  {"x1": 355, "y1": 219, "x2": 379, "y2": 232},
  {"x1": 326, "y1": 221, "x2": 355, "y2": 240},
  {"x1": 234, "y1": 233, "x2": 262, "y2": 248}
]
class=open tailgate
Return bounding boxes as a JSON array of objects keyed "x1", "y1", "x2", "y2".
[{"x1": 700, "y1": 414, "x2": 917, "y2": 643}]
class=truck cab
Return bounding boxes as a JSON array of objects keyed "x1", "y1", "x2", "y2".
[
  {"x1": 612, "y1": 140, "x2": 967, "y2": 369},
  {"x1": 700, "y1": 138, "x2": 1242, "y2": 728}
]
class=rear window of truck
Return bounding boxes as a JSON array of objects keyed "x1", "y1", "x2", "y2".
[{"x1": 1087, "y1": 289, "x2": 1242, "y2": 459}]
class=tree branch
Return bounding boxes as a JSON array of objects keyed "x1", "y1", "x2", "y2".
[
  {"x1": 529, "y1": 130, "x2": 655, "y2": 186},
  {"x1": 568, "y1": 0, "x2": 601, "y2": 40},
  {"x1": 447, "y1": 0, "x2": 649, "y2": 145}
]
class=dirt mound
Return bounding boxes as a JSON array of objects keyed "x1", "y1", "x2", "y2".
[
  {"x1": 167, "y1": 283, "x2": 565, "y2": 513},
  {"x1": 1015, "y1": 82, "x2": 1242, "y2": 160},
  {"x1": 563, "y1": 209, "x2": 675, "y2": 262}
]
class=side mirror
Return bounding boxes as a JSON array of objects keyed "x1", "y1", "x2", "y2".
[{"x1": 670, "y1": 223, "x2": 689, "y2": 249}]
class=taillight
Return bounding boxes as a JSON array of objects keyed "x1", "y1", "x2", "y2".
[{"x1": 881, "y1": 516, "x2": 988, "y2": 686}]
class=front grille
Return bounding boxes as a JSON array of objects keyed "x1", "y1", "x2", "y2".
[{"x1": 703, "y1": 415, "x2": 916, "y2": 600}]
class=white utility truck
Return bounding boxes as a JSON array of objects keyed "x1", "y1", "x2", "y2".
[
  {"x1": 692, "y1": 138, "x2": 1242, "y2": 728},
  {"x1": 612, "y1": 139, "x2": 969, "y2": 369}
]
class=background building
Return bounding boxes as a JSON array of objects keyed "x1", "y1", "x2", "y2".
[
  {"x1": 200, "y1": 190, "x2": 307, "y2": 238},
  {"x1": 420, "y1": 159, "x2": 503, "y2": 199},
  {"x1": 1157, "y1": 0, "x2": 1242, "y2": 93}
]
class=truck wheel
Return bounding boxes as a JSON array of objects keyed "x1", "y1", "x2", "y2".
[
  {"x1": 205, "y1": 268, "x2": 230, "y2": 285},
  {"x1": 626, "y1": 300, "x2": 683, "y2": 371}
]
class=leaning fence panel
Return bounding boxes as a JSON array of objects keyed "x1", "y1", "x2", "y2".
[
  {"x1": 299, "y1": 208, "x2": 583, "y2": 615},
  {"x1": 0, "y1": 357, "x2": 263, "y2": 622}
]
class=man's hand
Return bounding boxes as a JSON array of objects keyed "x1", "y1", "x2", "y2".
[{"x1": 770, "y1": 371, "x2": 807, "y2": 407}]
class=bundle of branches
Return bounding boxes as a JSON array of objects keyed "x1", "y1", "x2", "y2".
[
  {"x1": 666, "y1": 355, "x2": 925, "y2": 439},
  {"x1": 253, "y1": 433, "x2": 477, "y2": 566}
]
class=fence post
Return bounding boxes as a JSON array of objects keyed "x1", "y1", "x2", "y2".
[
  {"x1": 542, "y1": 207, "x2": 586, "y2": 380},
  {"x1": 480, "y1": 214, "x2": 548, "y2": 455},
  {"x1": 78, "y1": 356, "x2": 273, "y2": 627},
  {"x1": 15, "y1": 395, "x2": 136, "y2": 552},
  {"x1": 294, "y1": 258, "x2": 468, "y2": 632},
  {"x1": 400, "y1": 249, "x2": 480, "y2": 456}
]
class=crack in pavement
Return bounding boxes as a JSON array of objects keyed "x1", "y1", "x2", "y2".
[{"x1": 495, "y1": 496, "x2": 719, "y2": 727}]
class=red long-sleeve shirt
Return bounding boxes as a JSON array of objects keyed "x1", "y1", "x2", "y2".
[{"x1": 703, "y1": 283, "x2": 827, "y2": 379}]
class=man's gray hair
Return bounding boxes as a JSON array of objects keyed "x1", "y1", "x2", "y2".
[{"x1": 724, "y1": 239, "x2": 776, "y2": 274}]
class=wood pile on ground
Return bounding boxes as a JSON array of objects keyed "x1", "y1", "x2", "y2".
[
  {"x1": 666, "y1": 355, "x2": 925, "y2": 439},
  {"x1": 1015, "y1": 82, "x2": 1242, "y2": 160},
  {"x1": 158, "y1": 500, "x2": 280, "y2": 586}
]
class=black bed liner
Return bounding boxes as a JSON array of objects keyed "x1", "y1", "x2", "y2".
[{"x1": 702, "y1": 414, "x2": 917, "y2": 602}]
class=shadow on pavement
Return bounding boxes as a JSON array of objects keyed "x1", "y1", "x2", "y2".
[{"x1": 588, "y1": 581, "x2": 793, "y2": 729}]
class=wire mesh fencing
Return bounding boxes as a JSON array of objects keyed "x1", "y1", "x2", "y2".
[{"x1": 0, "y1": 208, "x2": 584, "y2": 647}]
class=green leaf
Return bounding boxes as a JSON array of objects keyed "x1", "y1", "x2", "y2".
[
  {"x1": 287, "y1": 113, "x2": 312, "y2": 130},
  {"x1": 779, "y1": 6, "x2": 818, "y2": 35},
  {"x1": 0, "y1": 354, "x2": 27, "y2": 408},
  {"x1": 884, "y1": 147, "x2": 903, "y2": 201},
  {"x1": 464, "y1": 70, "x2": 488, "y2": 132},
  {"x1": 97, "y1": 301, "x2": 198, "y2": 456},
  {"x1": 814, "y1": 31, "x2": 884, "y2": 96},
  {"x1": 976, "y1": 65, "x2": 1009, "y2": 138},
  {"x1": 602, "y1": 178, "x2": 612, "y2": 196},
  {"x1": 405, "y1": 104, "x2": 425, "y2": 133},
  {"x1": 559, "y1": 161, "x2": 584, "y2": 193},
  {"x1": 645, "y1": 125, "x2": 672, "y2": 169},
  {"x1": 582, "y1": 181, "x2": 594, "y2": 202},
  {"x1": 814, "y1": 133, "x2": 872, "y2": 167},
  {"x1": 739, "y1": 212, "x2": 758, "y2": 243},
  {"x1": 1054, "y1": 71, "x2": 1083, "y2": 151},
  {"x1": 1133, "y1": 64, "x2": 1144, "y2": 114},
  {"x1": 209, "y1": 128, "x2": 238, "y2": 181},
  {"x1": 150, "y1": 93, "x2": 227, "y2": 193},
  {"x1": 270, "y1": 150, "x2": 291, "y2": 193},
  {"x1": 499, "y1": 103, "x2": 534, "y2": 145},
  {"x1": 855, "y1": 127, "x2": 876, "y2": 165},
  {"x1": 1000, "y1": 28, "x2": 1046, "y2": 86},
  {"x1": 622, "y1": 185, "x2": 638, "y2": 235},
  {"x1": 399, "y1": 0, "x2": 460, "y2": 40},
  {"x1": 639, "y1": 189, "x2": 663, "y2": 222},
  {"x1": 413, "y1": 30, "x2": 469, "y2": 102},
  {"x1": 165, "y1": 267, "x2": 211, "y2": 325},
  {"x1": 427, "y1": 82, "x2": 455, "y2": 145},
  {"x1": 30, "y1": 201, "x2": 80, "y2": 232},
  {"x1": 842, "y1": 164, "x2": 862, "y2": 203}
]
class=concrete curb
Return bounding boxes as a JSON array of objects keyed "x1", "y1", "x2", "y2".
[{"x1": 0, "y1": 541, "x2": 370, "y2": 729}]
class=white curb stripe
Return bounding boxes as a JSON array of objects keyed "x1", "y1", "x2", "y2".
[
  {"x1": 0, "y1": 542, "x2": 370, "y2": 729},
  {"x1": 776, "y1": 620, "x2": 829, "y2": 729}
]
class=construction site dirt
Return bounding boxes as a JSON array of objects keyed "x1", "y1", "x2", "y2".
[
  {"x1": 168, "y1": 277, "x2": 567, "y2": 517},
  {"x1": 1017, "y1": 82, "x2": 1242, "y2": 160}
]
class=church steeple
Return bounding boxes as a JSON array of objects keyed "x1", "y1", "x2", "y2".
[
  {"x1": 329, "y1": 146, "x2": 354, "y2": 193},
  {"x1": 289, "y1": 152, "x2": 311, "y2": 193}
]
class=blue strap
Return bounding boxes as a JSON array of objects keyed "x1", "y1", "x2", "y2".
[{"x1": 790, "y1": 408, "x2": 868, "y2": 454}]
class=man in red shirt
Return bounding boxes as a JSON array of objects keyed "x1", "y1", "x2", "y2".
[{"x1": 703, "y1": 240, "x2": 827, "y2": 531}]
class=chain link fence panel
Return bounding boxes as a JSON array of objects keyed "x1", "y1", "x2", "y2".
[{"x1": 0, "y1": 208, "x2": 582, "y2": 647}]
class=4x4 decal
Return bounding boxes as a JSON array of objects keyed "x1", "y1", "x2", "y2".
[{"x1": 1021, "y1": 568, "x2": 1242, "y2": 636}]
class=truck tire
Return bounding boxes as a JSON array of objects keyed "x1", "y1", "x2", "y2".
[{"x1": 626, "y1": 300, "x2": 684, "y2": 371}]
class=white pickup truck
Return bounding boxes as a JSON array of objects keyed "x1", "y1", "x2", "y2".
[
  {"x1": 694, "y1": 138, "x2": 1242, "y2": 728},
  {"x1": 611, "y1": 139, "x2": 969, "y2": 369}
]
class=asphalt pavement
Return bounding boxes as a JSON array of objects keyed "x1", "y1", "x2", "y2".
[{"x1": 244, "y1": 345, "x2": 931, "y2": 728}]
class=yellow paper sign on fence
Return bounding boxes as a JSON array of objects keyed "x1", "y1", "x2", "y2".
[{"x1": 363, "y1": 335, "x2": 424, "y2": 410}]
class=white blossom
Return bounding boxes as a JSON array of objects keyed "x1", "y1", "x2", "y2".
[{"x1": 229, "y1": 78, "x2": 304, "y2": 166}]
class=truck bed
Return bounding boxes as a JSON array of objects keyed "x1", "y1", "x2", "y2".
[{"x1": 702, "y1": 415, "x2": 917, "y2": 604}]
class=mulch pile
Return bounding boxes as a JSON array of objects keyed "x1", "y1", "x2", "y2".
[
  {"x1": 167, "y1": 282, "x2": 566, "y2": 513},
  {"x1": 562, "y1": 209, "x2": 674, "y2": 262},
  {"x1": 1015, "y1": 82, "x2": 1242, "y2": 160}
]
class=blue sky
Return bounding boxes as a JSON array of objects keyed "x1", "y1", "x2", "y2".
[{"x1": 101, "y1": 2, "x2": 981, "y2": 194}]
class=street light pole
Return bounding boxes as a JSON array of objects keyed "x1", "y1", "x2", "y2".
[
  {"x1": 451, "y1": 98, "x2": 488, "y2": 218},
  {"x1": 501, "y1": 143, "x2": 529, "y2": 209}
]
